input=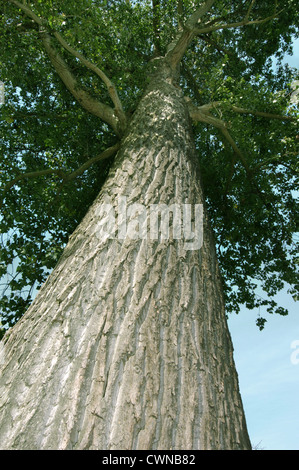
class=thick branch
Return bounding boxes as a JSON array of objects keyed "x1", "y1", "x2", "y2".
[
  {"x1": 185, "y1": 0, "x2": 217, "y2": 30},
  {"x1": 185, "y1": 98, "x2": 227, "y2": 129},
  {"x1": 40, "y1": 32, "x2": 119, "y2": 133},
  {"x1": 8, "y1": 0, "x2": 126, "y2": 134},
  {"x1": 166, "y1": 0, "x2": 279, "y2": 70},
  {"x1": 166, "y1": 0, "x2": 216, "y2": 69},
  {"x1": 8, "y1": 0, "x2": 44, "y2": 26},
  {"x1": 52, "y1": 31, "x2": 126, "y2": 126}
]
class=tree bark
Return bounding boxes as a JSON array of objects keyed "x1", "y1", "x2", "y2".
[{"x1": 0, "y1": 62, "x2": 251, "y2": 450}]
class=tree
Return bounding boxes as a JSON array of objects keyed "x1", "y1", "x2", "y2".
[{"x1": 0, "y1": 0, "x2": 298, "y2": 450}]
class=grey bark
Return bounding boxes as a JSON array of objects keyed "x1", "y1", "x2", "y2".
[{"x1": 0, "y1": 62, "x2": 251, "y2": 450}]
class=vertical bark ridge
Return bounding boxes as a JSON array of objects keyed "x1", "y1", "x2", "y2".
[{"x1": 0, "y1": 73, "x2": 251, "y2": 450}]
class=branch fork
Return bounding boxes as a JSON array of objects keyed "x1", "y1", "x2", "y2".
[{"x1": 9, "y1": 0, "x2": 127, "y2": 135}]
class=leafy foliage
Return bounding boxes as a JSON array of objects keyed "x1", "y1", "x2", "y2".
[{"x1": 0, "y1": 0, "x2": 298, "y2": 337}]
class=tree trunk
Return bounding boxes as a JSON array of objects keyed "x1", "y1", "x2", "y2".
[{"x1": 0, "y1": 63, "x2": 251, "y2": 450}]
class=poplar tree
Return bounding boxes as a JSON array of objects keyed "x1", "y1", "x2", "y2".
[{"x1": 0, "y1": 0, "x2": 298, "y2": 450}]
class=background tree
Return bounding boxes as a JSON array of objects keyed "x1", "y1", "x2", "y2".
[{"x1": 0, "y1": 0, "x2": 298, "y2": 450}]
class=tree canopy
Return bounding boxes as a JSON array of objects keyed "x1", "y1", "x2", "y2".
[{"x1": 0, "y1": 0, "x2": 298, "y2": 338}]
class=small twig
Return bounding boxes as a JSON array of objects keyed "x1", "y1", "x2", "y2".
[
  {"x1": 194, "y1": 101, "x2": 297, "y2": 122},
  {"x1": 63, "y1": 143, "x2": 120, "y2": 182},
  {"x1": 195, "y1": 9, "x2": 280, "y2": 35},
  {"x1": 253, "y1": 155, "x2": 299, "y2": 174},
  {"x1": 0, "y1": 144, "x2": 120, "y2": 211},
  {"x1": 229, "y1": 105, "x2": 297, "y2": 122},
  {"x1": 244, "y1": 0, "x2": 257, "y2": 22}
]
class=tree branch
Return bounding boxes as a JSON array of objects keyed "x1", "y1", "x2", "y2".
[
  {"x1": 184, "y1": 98, "x2": 228, "y2": 128},
  {"x1": 185, "y1": 99, "x2": 283, "y2": 207},
  {"x1": 166, "y1": 0, "x2": 279, "y2": 70},
  {"x1": 64, "y1": 143, "x2": 120, "y2": 181},
  {"x1": 216, "y1": 127, "x2": 270, "y2": 208},
  {"x1": 177, "y1": 0, "x2": 185, "y2": 31},
  {"x1": 186, "y1": 98, "x2": 292, "y2": 177},
  {"x1": 40, "y1": 32, "x2": 120, "y2": 133},
  {"x1": 8, "y1": 0, "x2": 126, "y2": 134},
  {"x1": 185, "y1": 98, "x2": 252, "y2": 176},
  {"x1": 0, "y1": 144, "x2": 120, "y2": 210},
  {"x1": 223, "y1": 153, "x2": 237, "y2": 197},
  {"x1": 244, "y1": 0, "x2": 257, "y2": 22},
  {"x1": 228, "y1": 105, "x2": 297, "y2": 122},
  {"x1": 193, "y1": 101, "x2": 297, "y2": 122},
  {"x1": 52, "y1": 31, "x2": 126, "y2": 128},
  {"x1": 219, "y1": 127, "x2": 252, "y2": 176},
  {"x1": 185, "y1": 0, "x2": 217, "y2": 30},
  {"x1": 8, "y1": 0, "x2": 44, "y2": 26},
  {"x1": 199, "y1": 33, "x2": 235, "y2": 58},
  {"x1": 252, "y1": 154, "x2": 299, "y2": 174},
  {"x1": 166, "y1": 0, "x2": 216, "y2": 69},
  {"x1": 194, "y1": 5, "x2": 280, "y2": 35}
]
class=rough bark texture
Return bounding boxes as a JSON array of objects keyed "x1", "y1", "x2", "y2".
[{"x1": 0, "y1": 63, "x2": 251, "y2": 450}]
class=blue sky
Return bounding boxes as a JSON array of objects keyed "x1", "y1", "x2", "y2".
[
  {"x1": 228, "y1": 296, "x2": 298, "y2": 450},
  {"x1": 227, "y1": 38, "x2": 299, "y2": 451}
]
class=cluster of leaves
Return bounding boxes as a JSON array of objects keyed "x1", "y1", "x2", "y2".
[
  {"x1": 193, "y1": 67, "x2": 298, "y2": 326},
  {"x1": 0, "y1": 0, "x2": 298, "y2": 337}
]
